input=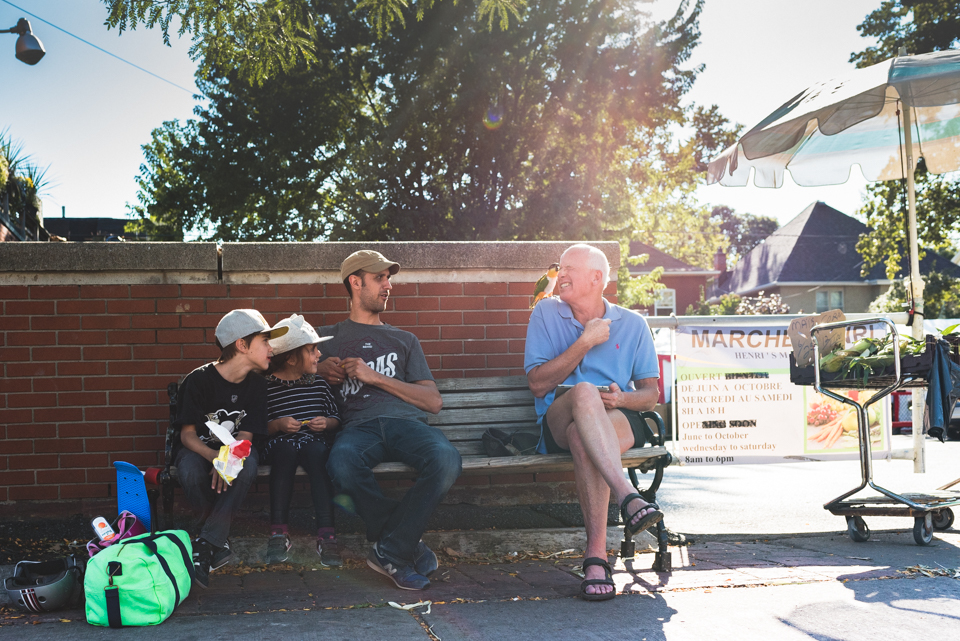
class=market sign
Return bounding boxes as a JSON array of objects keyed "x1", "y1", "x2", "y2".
[{"x1": 674, "y1": 324, "x2": 889, "y2": 465}]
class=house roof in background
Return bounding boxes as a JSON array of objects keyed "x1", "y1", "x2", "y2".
[
  {"x1": 627, "y1": 241, "x2": 719, "y2": 275},
  {"x1": 718, "y1": 201, "x2": 960, "y2": 295}
]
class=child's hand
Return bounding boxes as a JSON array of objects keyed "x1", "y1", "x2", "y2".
[
  {"x1": 209, "y1": 467, "x2": 229, "y2": 494},
  {"x1": 305, "y1": 417, "x2": 329, "y2": 432},
  {"x1": 276, "y1": 417, "x2": 301, "y2": 434}
]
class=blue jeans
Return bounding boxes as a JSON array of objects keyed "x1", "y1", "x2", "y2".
[
  {"x1": 175, "y1": 447, "x2": 259, "y2": 548},
  {"x1": 327, "y1": 417, "x2": 462, "y2": 566}
]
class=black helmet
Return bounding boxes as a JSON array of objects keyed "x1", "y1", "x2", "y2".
[{"x1": 4, "y1": 555, "x2": 83, "y2": 612}]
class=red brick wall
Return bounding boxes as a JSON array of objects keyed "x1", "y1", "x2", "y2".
[
  {"x1": 0, "y1": 241, "x2": 620, "y2": 514},
  {"x1": 1, "y1": 281, "x2": 624, "y2": 514}
]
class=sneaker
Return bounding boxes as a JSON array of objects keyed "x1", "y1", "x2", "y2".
[
  {"x1": 193, "y1": 539, "x2": 212, "y2": 589},
  {"x1": 367, "y1": 542, "x2": 429, "y2": 591},
  {"x1": 413, "y1": 540, "x2": 438, "y2": 577},
  {"x1": 211, "y1": 539, "x2": 236, "y2": 571},
  {"x1": 265, "y1": 533, "x2": 292, "y2": 564},
  {"x1": 317, "y1": 537, "x2": 343, "y2": 567}
]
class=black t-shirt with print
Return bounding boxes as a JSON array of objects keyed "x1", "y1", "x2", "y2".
[{"x1": 175, "y1": 362, "x2": 268, "y2": 447}]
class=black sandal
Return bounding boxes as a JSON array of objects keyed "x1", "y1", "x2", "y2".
[
  {"x1": 620, "y1": 492, "x2": 663, "y2": 537},
  {"x1": 579, "y1": 557, "x2": 616, "y2": 601}
]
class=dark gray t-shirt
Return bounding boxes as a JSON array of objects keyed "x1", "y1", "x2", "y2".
[{"x1": 319, "y1": 319, "x2": 434, "y2": 429}]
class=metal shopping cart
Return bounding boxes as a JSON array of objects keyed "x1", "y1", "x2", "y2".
[{"x1": 790, "y1": 317, "x2": 959, "y2": 545}]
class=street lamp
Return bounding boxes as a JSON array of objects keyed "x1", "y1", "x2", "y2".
[{"x1": 1, "y1": 18, "x2": 45, "y2": 65}]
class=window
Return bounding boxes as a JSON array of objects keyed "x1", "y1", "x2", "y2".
[
  {"x1": 816, "y1": 290, "x2": 843, "y2": 312},
  {"x1": 654, "y1": 288, "x2": 676, "y2": 316}
]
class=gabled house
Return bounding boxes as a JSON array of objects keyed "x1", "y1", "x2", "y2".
[
  {"x1": 628, "y1": 241, "x2": 719, "y2": 316},
  {"x1": 711, "y1": 201, "x2": 960, "y2": 313}
]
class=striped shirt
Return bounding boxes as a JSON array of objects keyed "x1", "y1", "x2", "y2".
[{"x1": 261, "y1": 375, "x2": 341, "y2": 460}]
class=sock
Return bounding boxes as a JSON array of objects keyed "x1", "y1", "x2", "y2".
[
  {"x1": 271, "y1": 524, "x2": 289, "y2": 536},
  {"x1": 317, "y1": 527, "x2": 335, "y2": 540}
]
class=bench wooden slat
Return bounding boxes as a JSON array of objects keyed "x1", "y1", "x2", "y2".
[
  {"x1": 197, "y1": 445, "x2": 670, "y2": 481},
  {"x1": 426, "y1": 405, "x2": 538, "y2": 425},
  {"x1": 437, "y1": 425, "x2": 539, "y2": 442},
  {"x1": 436, "y1": 389, "x2": 535, "y2": 409},
  {"x1": 365, "y1": 445, "x2": 670, "y2": 478},
  {"x1": 435, "y1": 375, "x2": 529, "y2": 392}
]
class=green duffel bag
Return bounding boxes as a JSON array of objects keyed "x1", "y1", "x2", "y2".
[{"x1": 85, "y1": 530, "x2": 194, "y2": 627}]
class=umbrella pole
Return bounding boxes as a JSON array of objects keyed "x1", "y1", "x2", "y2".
[{"x1": 902, "y1": 101, "x2": 926, "y2": 473}]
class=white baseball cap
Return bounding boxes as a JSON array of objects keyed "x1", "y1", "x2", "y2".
[
  {"x1": 215, "y1": 309, "x2": 288, "y2": 348},
  {"x1": 268, "y1": 314, "x2": 332, "y2": 354}
]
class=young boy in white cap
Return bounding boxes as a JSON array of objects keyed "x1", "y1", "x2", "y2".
[{"x1": 174, "y1": 309, "x2": 287, "y2": 588}]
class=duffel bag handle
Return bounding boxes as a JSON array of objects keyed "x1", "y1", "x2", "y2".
[{"x1": 120, "y1": 531, "x2": 195, "y2": 605}]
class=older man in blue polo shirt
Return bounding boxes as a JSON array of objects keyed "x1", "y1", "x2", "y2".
[{"x1": 524, "y1": 243, "x2": 663, "y2": 601}]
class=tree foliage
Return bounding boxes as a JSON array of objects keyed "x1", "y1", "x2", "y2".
[
  {"x1": 685, "y1": 288, "x2": 740, "y2": 316},
  {"x1": 869, "y1": 270, "x2": 960, "y2": 319},
  {"x1": 851, "y1": 1, "x2": 960, "y2": 279},
  {"x1": 0, "y1": 130, "x2": 48, "y2": 231},
  {"x1": 127, "y1": 0, "x2": 736, "y2": 254},
  {"x1": 618, "y1": 244, "x2": 664, "y2": 309},
  {"x1": 855, "y1": 159, "x2": 960, "y2": 279},
  {"x1": 103, "y1": 0, "x2": 526, "y2": 84},
  {"x1": 850, "y1": 0, "x2": 960, "y2": 67},
  {"x1": 709, "y1": 205, "x2": 778, "y2": 266}
]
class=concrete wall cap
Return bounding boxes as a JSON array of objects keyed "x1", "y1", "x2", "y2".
[
  {"x1": 222, "y1": 241, "x2": 620, "y2": 272},
  {"x1": 0, "y1": 242, "x2": 219, "y2": 272}
]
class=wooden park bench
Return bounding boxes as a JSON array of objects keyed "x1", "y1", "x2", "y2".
[{"x1": 151, "y1": 375, "x2": 675, "y2": 571}]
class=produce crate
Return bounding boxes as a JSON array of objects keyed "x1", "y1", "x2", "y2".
[{"x1": 789, "y1": 335, "x2": 935, "y2": 389}]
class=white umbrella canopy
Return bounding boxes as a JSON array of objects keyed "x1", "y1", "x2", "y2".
[
  {"x1": 707, "y1": 49, "x2": 960, "y2": 188},
  {"x1": 706, "y1": 48, "x2": 960, "y2": 335}
]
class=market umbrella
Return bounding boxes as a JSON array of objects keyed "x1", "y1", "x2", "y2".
[{"x1": 706, "y1": 48, "x2": 960, "y2": 335}]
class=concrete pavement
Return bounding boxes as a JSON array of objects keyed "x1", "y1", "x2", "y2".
[
  {"x1": 3, "y1": 528, "x2": 957, "y2": 639},
  {"x1": 3, "y1": 435, "x2": 958, "y2": 639}
]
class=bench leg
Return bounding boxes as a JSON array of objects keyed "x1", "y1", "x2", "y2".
[
  {"x1": 623, "y1": 462, "x2": 673, "y2": 572},
  {"x1": 158, "y1": 481, "x2": 175, "y2": 531},
  {"x1": 146, "y1": 488, "x2": 158, "y2": 534},
  {"x1": 651, "y1": 519, "x2": 673, "y2": 572}
]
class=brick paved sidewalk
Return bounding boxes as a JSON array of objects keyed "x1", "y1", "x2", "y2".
[{"x1": 6, "y1": 529, "x2": 956, "y2": 628}]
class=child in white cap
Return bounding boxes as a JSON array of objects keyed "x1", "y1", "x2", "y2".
[{"x1": 261, "y1": 314, "x2": 342, "y2": 566}]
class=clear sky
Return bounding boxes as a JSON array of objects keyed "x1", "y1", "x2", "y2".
[
  {"x1": 1, "y1": 0, "x2": 197, "y2": 222},
  {"x1": 2, "y1": 0, "x2": 887, "y2": 230}
]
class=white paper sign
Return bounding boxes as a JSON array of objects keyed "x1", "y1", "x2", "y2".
[{"x1": 675, "y1": 324, "x2": 889, "y2": 465}]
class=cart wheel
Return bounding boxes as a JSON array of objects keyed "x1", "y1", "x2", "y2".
[
  {"x1": 846, "y1": 515, "x2": 870, "y2": 542},
  {"x1": 931, "y1": 508, "x2": 954, "y2": 531},
  {"x1": 913, "y1": 513, "x2": 934, "y2": 546}
]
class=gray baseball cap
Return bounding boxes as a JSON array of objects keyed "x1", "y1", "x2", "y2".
[
  {"x1": 339, "y1": 250, "x2": 400, "y2": 281},
  {"x1": 215, "y1": 309, "x2": 288, "y2": 347},
  {"x1": 269, "y1": 314, "x2": 333, "y2": 354}
]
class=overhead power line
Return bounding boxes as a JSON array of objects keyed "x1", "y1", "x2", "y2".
[{"x1": 1, "y1": 0, "x2": 195, "y2": 95}]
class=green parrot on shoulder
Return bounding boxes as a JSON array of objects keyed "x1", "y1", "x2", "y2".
[{"x1": 530, "y1": 263, "x2": 560, "y2": 308}]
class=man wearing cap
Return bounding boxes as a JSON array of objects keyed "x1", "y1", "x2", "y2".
[
  {"x1": 174, "y1": 309, "x2": 288, "y2": 588},
  {"x1": 319, "y1": 250, "x2": 462, "y2": 591}
]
